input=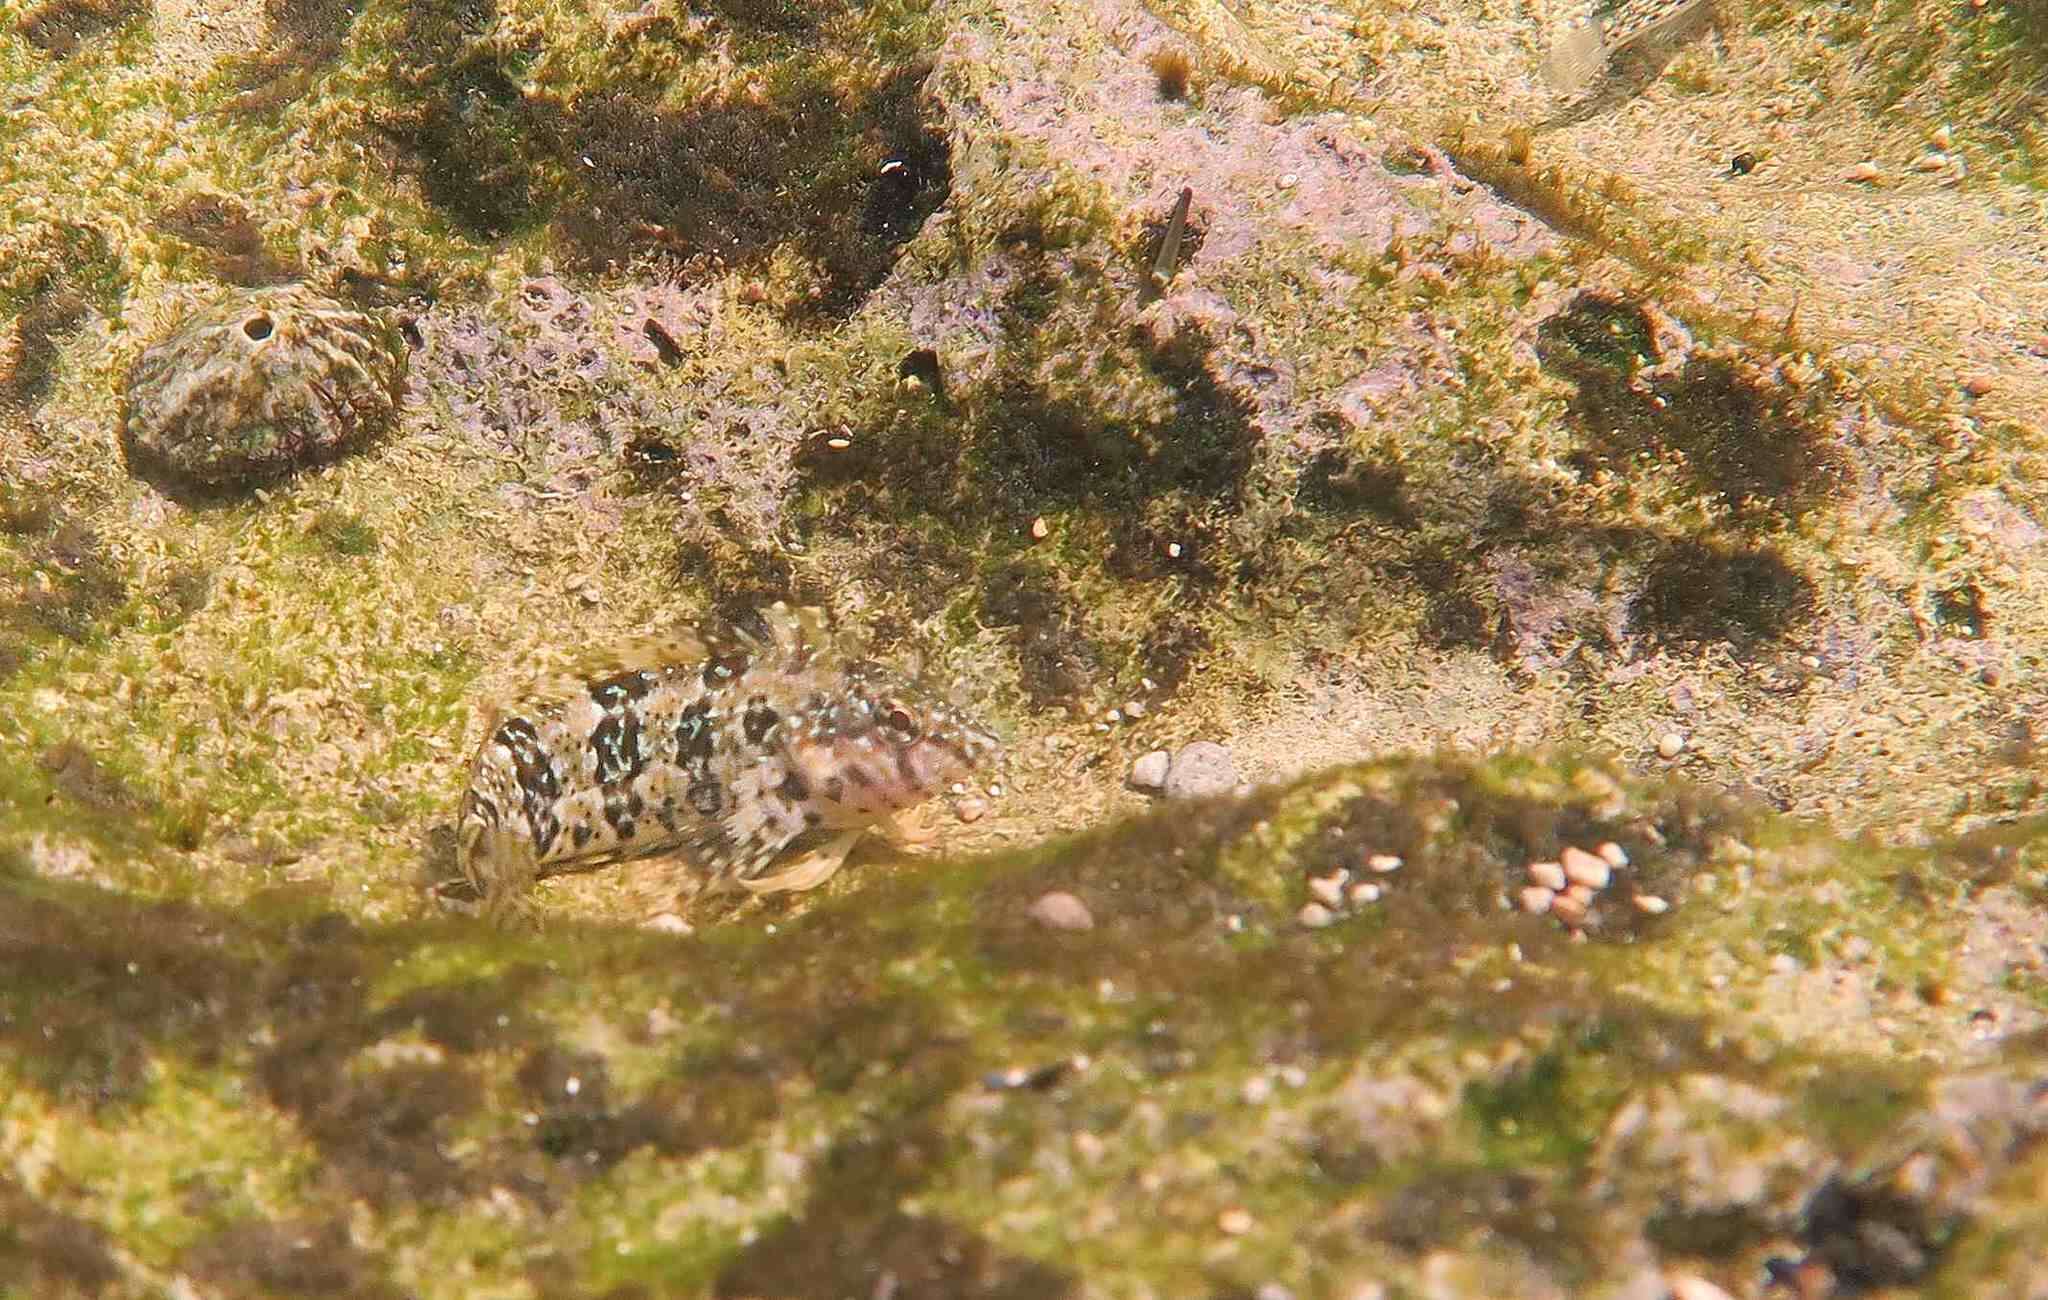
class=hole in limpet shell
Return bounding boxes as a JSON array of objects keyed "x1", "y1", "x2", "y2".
[{"x1": 242, "y1": 314, "x2": 274, "y2": 341}]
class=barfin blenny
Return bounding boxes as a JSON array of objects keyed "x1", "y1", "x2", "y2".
[{"x1": 454, "y1": 603, "x2": 999, "y2": 919}]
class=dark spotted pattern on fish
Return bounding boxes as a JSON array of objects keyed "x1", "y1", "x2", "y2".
[
  {"x1": 743, "y1": 699, "x2": 780, "y2": 745},
  {"x1": 455, "y1": 603, "x2": 1001, "y2": 916}
]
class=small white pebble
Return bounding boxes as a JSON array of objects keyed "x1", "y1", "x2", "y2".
[
  {"x1": 1551, "y1": 892, "x2": 1588, "y2": 927},
  {"x1": 1225, "y1": 913, "x2": 1245, "y2": 933},
  {"x1": 1166, "y1": 541, "x2": 1183, "y2": 558},
  {"x1": 987, "y1": 783, "x2": 1003, "y2": 797},
  {"x1": 1561, "y1": 846, "x2": 1611, "y2": 890},
  {"x1": 1519, "y1": 885, "x2": 1555, "y2": 915},
  {"x1": 1241, "y1": 1075, "x2": 1273, "y2": 1105},
  {"x1": 949, "y1": 782, "x2": 967, "y2": 795},
  {"x1": 1124, "y1": 699, "x2": 1146, "y2": 718},
  {"x1": 826, "y1": 436, "x2": 852, "y2": 450},
  {"x1": 1367, "y1": 853, "x2": 1402, "y2": 873},
  {"x1": 1308, "y1": 875, "x2": 1345, "y2": 908},
  {"x1": 1843, "y1": 160, "x2": 1883, "y2": 183},
  {"x1": 1348, "y1": 881, "x2": 1382, "y2": 905},
  {"x1": 1770, "y1": 953, "x2": 1801, "y2": 975},
  {"x1": 564, "y1": 1076, "x2": 581, "y2": 1096},
  {"x1": 1298, "y1": 902, "x2": 1336, "y2": 929},
  {"x1": 1141, "y1": 676, "x2": 1157, "y2": 692},
  {"x1": 1028, "y1": 890, "x2": 1094, "y2": 931},
  {"x1": 1527, "y1": 861, "x2": 1567, "y2": 891},
  {"x1": 1565, "y1": 883, "x2": 1596, "y2": 906},
  {"x1": 1632, "y1": 893, "x2": 1670, "y2": 914},
  {"x1": 1277, "y1": 1065, "x2": 1307, "y2": 1088},
  {"x1": 645, "y1": 912, "x2": 693, "y2": 935},
  {"x1": 956, "y1": 797, "x2": 988, "y2": 823},
  {"x1": 1128, "y1": 749, "x2": 1171, "y2": 792},
  {"x1": 1218, "y1": 1207, "x2": 1255, "y2": 1236},
  {"x1": 1030, "y1": 515, "x2": 1049, "y2": 540},
  {"x1": 1105, "y1": 708, "x2": 1122, "y2": 724},
  {"x1": 1657, "y1": 731, "x2": 1685, "y2": 759},
  {"x1": 1596, "y1": 841, "x2": 1628, "y2": 869},
  {"x1": 1914, "y1": 152, "x2": 1950, "y2": 172},
  {"x1": 1278, "y1": 173, "x2": 1298, "y2": 189}
]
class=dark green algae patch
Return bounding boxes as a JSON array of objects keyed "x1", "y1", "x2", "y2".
[{"x1": 5, "y1": 753, "x2": 2046, "y2": 1296}]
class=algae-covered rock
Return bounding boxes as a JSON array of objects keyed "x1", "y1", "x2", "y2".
[
  {"x1": 2, "y1": 755, "x2": 2047, "y2": 1297},
  {"x1": 119, "y1": 285, "x2": 408, "y2": 492},
  {"x1": 8, "y1": 0, "x2": 2048, "y2": 1289}
]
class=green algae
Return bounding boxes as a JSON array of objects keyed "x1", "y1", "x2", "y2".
[
  {"x1": 4, "y1": 0, "x2": 2048, "y2": 1290},
  {"x1": 6, "y1": 754, "x2": 2030, "y2": 1293}
]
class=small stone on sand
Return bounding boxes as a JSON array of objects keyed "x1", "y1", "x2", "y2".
[
  {"x1": 1128, "y1": 749, "x2": 1170, "y2": 792},
  {"x1": 1028, "y1": 890, "x2": 1094, "y2": 931},
  {"x1": 1561, "y1": 845, "x2": 1611, "y2": 890},
  {"x1": 1164, "y1": 741, "x2": 1236, "y2": 799}
]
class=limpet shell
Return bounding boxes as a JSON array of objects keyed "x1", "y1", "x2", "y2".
[{"x1": 121, "y1": 284, "x2": 408, "y2": 491}]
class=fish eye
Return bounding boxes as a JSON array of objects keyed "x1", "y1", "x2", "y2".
[{"x1": 882, "y1": 705, "x2": 919, "y2": 738}]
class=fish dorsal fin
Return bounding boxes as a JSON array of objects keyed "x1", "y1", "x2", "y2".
[
  {"x1": 488, "y1": 625, "x2": 715, "y2": 713},
  {"x1": 734, "y1": 602, "x2": 842, "y2": 670}
]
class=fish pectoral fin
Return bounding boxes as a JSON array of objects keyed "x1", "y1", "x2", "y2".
[
  {"x1": 882, "y1": 805, "x2": 942, "y2": 849},
  {"x1": 735, "y1": 829, "x2": 866, "y2": 895}
]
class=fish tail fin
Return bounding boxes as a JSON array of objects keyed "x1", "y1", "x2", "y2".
[{"x1": 1542, "y1": 19, "x2": 1608, "y2": 92}]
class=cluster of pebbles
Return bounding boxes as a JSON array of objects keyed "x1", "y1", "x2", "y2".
[
  {"x1": 1128, "y1": 740, "x2": 1238, "y2": 800},
  {"x1": 1516, "y1": 841, "x2": 1667, "y2": 937},
  {"x1": 1295, "y1": 853, "x2": 1405, "y2": 928}
]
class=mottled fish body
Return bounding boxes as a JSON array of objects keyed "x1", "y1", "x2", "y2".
[{"x1": 456, "y1": 603, "x2": 998, "y2": 916}]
